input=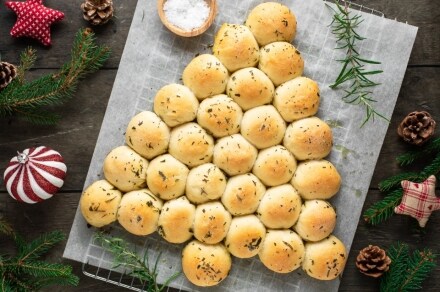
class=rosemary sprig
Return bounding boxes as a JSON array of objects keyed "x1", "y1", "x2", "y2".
[
  {"x1": 327, "y1": 1, "x2": 388, "y2": 126},
  {"x1": 94, "y1": 232, "x2": 181, "y2": 292}
]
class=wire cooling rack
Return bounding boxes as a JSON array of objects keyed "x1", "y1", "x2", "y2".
[{"x1": 82, "y1": 0, "x2": 386, "y2": 291}]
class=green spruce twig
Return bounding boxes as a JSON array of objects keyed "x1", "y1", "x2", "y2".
[
  {"x1": 381, "y1": 242, "x2": 437, "y2": 292},
  {"x1": 327, "y1": 1, "x2": 388, "y2": 126},
  {"x1": 0, "y1": 28, "x2": 110, "y2": 125},
  {"x1": 396, "y1": 137, "x2": 440, "y2": 166},
  {"x1": 94, "y1": 232, "x2": 181, "y2": 292},
  {"x1": 363, "y1": 189, "x2": 403, "y2": 225}
]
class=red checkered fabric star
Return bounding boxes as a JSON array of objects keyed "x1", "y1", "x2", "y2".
[
  {"x1": 394, "y1": 175, "x2": 440, "y2": 227},
  {"x1": 6, "y1": 0, "x2": 64, "y2": 46}
]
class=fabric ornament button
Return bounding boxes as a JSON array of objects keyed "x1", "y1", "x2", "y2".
[{"x1": 3, "y1": 146, "x2": 67, "y2": 203}]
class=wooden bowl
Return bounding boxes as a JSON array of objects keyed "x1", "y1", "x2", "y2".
[{"x1": 157, "y1": 0, "x2": 217, "y2": 37}]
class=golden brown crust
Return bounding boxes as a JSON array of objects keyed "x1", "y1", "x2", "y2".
[
  {"x1": 302, "y1": 235, "x2": 347, "y2": 280},
  {"x1": 80, "y1": 180, "x2": 122, "y2": 228},
  {"x1": 182, "y1": 240, "x2": 231, "y2": 287},
  {"x1": 186, "y1": 163, "x2": 227, "y2": 204},
  {"x1": 103, "y1": 145, "x2": 148, "y2": 192},
  {"x1": 225, "y1": 215, "x2": 266, "y2": 258},
  {"x1": 117, "y1": 189, "x2": 163, "y2": 236},
  {"x1": 213, "y1": 23, "x2": 259, "y2": 72},
  {"x1": 193, "y1": 202, "x2": 232, "y2": 244}
]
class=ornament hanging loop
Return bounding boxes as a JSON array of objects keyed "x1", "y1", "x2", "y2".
[{"x1": 16, "y1": 151, "x2": 28, "y2": 164}]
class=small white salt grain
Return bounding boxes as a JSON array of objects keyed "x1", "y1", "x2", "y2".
[{"x1": 163, "y1": 0, "x2": 210, "y2": 31}]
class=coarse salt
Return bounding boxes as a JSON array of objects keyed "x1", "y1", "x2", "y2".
[{"x1": 163, "y1": 0, "x2": 210, "y2": 31}]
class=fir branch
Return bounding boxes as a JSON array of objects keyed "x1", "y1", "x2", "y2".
[
  {"x1": 16, "y1": 47, "x2": 37, "y2": 84},
  {"x1": 327, "y1": 1, "x2": 388, "y2": 126},
  {"x1": 396, "y1": 137, "x2": 440, "y2": 166},
  {"x1": 0, "y1": 28, "x2": 110, "y2": 125},
  {"x1": 380, "y1": 242, "x2": 410, "y2": 292},
  {"x1": 363, "y1": 189, "x2": 403, "y2": 225},
  {"x1": 378, "y1": 172, "x2": 424, "y2": 192},
  {"x1": 95, "y1": 232, "x2": 181, "y2": 292},
  {"x1": 17, "y1": 230, "x2": 65, "y2": 263}
]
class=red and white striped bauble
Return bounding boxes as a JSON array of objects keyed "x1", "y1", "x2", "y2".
[{"x1": 3, "y1": 146, "x2": 67, "y2": 204}]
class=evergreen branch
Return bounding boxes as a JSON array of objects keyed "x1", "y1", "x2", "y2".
[
  {"x1": 18, "y1": 230, "x2": 65, "y2": 263},
  {"x1": 16, "y1": 47, "x2": 37, "y2": 84},
  {"x1": 18, "y1": 261, "x2": 77, "y2": 283},
  {"x1": 420, "y1": 151, "x2": 440, "y2": 177},
  {"x1": 378, "y1": 172, "x2": 424, "y2": 192},
  {"x1": 327, "y1": 1, "x2": 388, "y2": 127},
  {"x1": 380, "y1": 242, "x2": 410, "y2": 292},
  {"x1": 396, "y1": 137, "x2": 440, "y2": 166},
  {"x1": 95, "y1": 232, "x2": 181, "y2": 292},
  {"x1": 0, "y1": 217, "x2": 15, "y2": 238},
  {"x1": 363, "y1": 189, "x2": 403, "y2": 225}
]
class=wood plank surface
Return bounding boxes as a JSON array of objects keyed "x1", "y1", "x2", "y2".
[{"x1": 0, "y1": 0, "x2": 439, "y2": 291}]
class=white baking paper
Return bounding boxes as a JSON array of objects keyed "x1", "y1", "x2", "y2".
[{"x1": 64, "y1": 0, "x2": 417, "y2": 291}]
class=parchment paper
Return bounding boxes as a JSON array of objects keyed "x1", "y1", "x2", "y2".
[{"x1": 64, "y1": 0, "x2": 417, "y2": 291}]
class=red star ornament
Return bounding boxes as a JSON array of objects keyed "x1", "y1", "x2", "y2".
[
  {"x1": 6, "y1": 0, "x2": 64, "y2": 46},
  {"x1": 394, "y1": 175, "x2": 440, "y2": 227}
]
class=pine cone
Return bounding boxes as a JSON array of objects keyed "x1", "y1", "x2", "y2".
[
  {"x1": 81, "y1": 0, "x2": 114, "y2": 25},
  {"x1": 0, "y1": 62, "x2": 17, "y2": 90},
  {"x1": 397, "y1": 111, "x2": 436, "y2": 146},
  {"x1": 356, "y1": 245, "x2": 391, "y2": 278}
]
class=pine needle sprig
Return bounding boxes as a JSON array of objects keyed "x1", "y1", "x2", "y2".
[
  {"x1": 0, "y1": 28, "x2": 110, "y2": 125},
  {"x1": 381, "y1": 242, "x2": 437, "y2": 292},
  {"x1": 95, "y1": 232, "x2": 181, "y2": 292},
  {"x1": 396, "y1": 137, "x2": 440, "y2": 166},
  {"x1": 327, "y1": 1, "x2": 388, "y2": 126},
  {"x1": 363, "y1": 188, "x2": 403, "y2": 225}
]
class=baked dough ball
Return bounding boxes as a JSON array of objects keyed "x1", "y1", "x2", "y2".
[
  {"x1": 294, "y1": 200, "x2": 337, "y2": 242},
  {"x1": 245, "y1": 2, "x2": 297, "y2": 46},
  {"x1": 291, "y1": 160, "x2": 341, "y2": 200},
  {"x1": 193, "y1": 202, "x2": 232, "y2": 244},
  {"x1": 157, "y1": 196, "x2": 196, "y2": 243},
  {"x1": 153, "y1": 83, "x2": 199, "y2": 127},
  {"x1": 303, "y1": 235, "x2": 347, "y2": 280},
  {"x1": 240, "y1": 105, "x2": 286, "y2": 149},
  {"x1": 182, "y1": 54, "x2": 229, "y2": 100},
  {"x1": 225, "y1": 215, "x2": 266, "y2": 258},
  {"x1": 117, "y1": 189, "x2": 163, "y2": 236},
  {"x1": 257, "y1": 184, "x2": 302, "y2": 229},
  {"x1": 125, "y1": 111, "x2": 170, "y2": 159},
  {"x1": 182, "y1": 240, "x2": 231, "y2": 287},
  {"x1": 283, "y1": 117, "x2": 333, "y2": 160},
  {"x1": 221, "y1": 173, "x2": 266, "y2": 216},
  {"x1": 213, "y1": 23, "x2": 259, "y2": 72},
  {"x1": 226, "y1": 67, "x2": 274, "y2": 110},
  {"x1": 258, "y1": 230, "x2": 304, "y2": 273},
  {"x1": 274, "y1": 77, "x2": 320, "y2": 122},
  {"x1": 146, "y1": 154, "x2": 189, "y2": 200},
  {"x1": 103, "y1": 146, "x2": 148, "y2": 192},
  {"x1": 252, "y1": 145, "x2": 297, "y2": 186},
  {"x1": 259, "y1": 42, "x2": 304, "y2": 86},
  {"x1": 197, "y1": 94, "x2": 243, "y2": 138},
  {"x1": 80, "y1": 180, "x2": 122, "y2": 227},
  {"x1": 185, "y1": 163, "x2": 226, "y2": 204},
  {"x1": 168, "y1": 123, "x2": 214, "y2": 167},
  {"x1": 213, "y1": 134, "x2": 258, "y2": 176}
]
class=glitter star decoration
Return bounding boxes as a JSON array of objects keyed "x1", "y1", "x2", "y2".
[
  {"x1": 6, "y1": 0, "x2": 64, "y2": 46},
  {"x1": 394, "y1": 175, "x2": 440, "y2": 227}
]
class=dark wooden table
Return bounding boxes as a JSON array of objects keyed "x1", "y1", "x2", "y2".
[{"x1": 0, "y1": 0, "x2": 439, "y2": 291}]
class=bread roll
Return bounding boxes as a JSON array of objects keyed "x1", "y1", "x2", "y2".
[
  {"x1": 117, "y1": 189, "x2": 163, "y2": 236},
  {"x1": 240, "y1": 105, "x2": 286, "y2": 149},
  {"x1": 153, "y1": 83, "x2": 199, "y2": 127},
  {"x1": 182, "y1": 240, "x2": 231, "y2": 286},
  {"x1": 185, "y1": 163, "x2": 226, "y2": 204},
  {"x1": 213, "y1": 134, "x2": 258, "y2": 176},
  {"x1": 182, "y1": 54, "x2": 229, "y2": 100},
  {"x1": 125, "y1": 111, "x2": 170, "y2": 159},
  {"x1": 259, "y1": 42, "x2": 304, "y2": 86},
  {"x1": 221, "y1": 173, "x2": 266, "y2": 216},
  {"x1": 294, "y1": 200, "x2": 336, "y2": 242},
  {"x1": 283, "y1": 117, "x2": 333, "y2": 161},
  {"x1": 168, "y1": 122, "x2": 214, "y2": 167},
  {"x1": 302, "y1": 235, "x2": 347, "y2": 280},
  {"x1": 258, "y1": 229, "x2": 304, "y2": 273},
  {"x1": 245, "y1": 2, "x2": 297, "y2": 46},
  {"x1": 213, "y1": 23, "x2": 259, "y2": 72},
  {"x1": 197, "y1": 94, "x2": 243, "y2": 138},
  {"x1": 157, "y1": 196, "x2": 196, "y2": 243},
  {"x1": 252, "y1": 145, "x2": 297, "y2": 186},
  {"x1": 146, "y1": 154, "x2": 189, "y2": 200},
  {"x1": 103, "y1": 146, "x2": 148, "y2": 192},
  {"x1": 257, "y1": 184, "x2": 302, "y2": 229},
  {"x1": 225, "y1": 215, "x2": 266, "y2": 258},
  {"x1": 291, "y1": 160, "x2": 341, "y2": 200},
  {"x1": 80, "y1": 180, "x2": 122, "y2": 227},
  {"x1": 274, "y1": 77, "x2": 320, "y2": 122},
  {"x1": 193, "y1": 201, "x2": 232, "y2": 244},
  {"x1": 226, "y1": 67, "x2": 274, "y2": 110}
]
